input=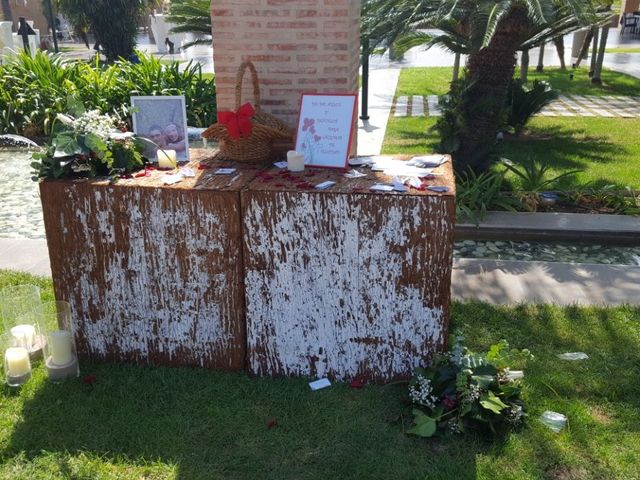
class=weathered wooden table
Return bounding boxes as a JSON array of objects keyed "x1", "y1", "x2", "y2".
[
  {"x1": 40, "y1": 151, "x2": 255, "y2": 369},
  {"x1": 241, "y1": 157, "x2": 456, "y2": 382}
]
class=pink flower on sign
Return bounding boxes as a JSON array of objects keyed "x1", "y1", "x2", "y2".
[{"x1": 302, "y1": 118, "x2": 315, "y2": 132}]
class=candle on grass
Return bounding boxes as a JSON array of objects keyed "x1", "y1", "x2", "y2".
[
  {"x1": 4, "y1": 347, "x2": 31, "y2": 386},
  {"x1": 10, "y1": 324, "x2": 36, "y2": 348},
  {"x1": 49, "y1": 330, "x2": 73, "y2": 366}
]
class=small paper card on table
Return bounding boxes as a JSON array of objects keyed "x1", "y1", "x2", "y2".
[
  {"x1": 295, "y1": 93, "x2": 358, "y2": 169},
  {"x1": 214, "y1": 168, "x2": 237, "y2": 175},
  {"x1": 273, "y1": 161, "x2": 288, "y2": 169}
]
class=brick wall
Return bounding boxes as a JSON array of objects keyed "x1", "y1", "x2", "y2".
[{"x1": 211, "y1": 0, "x2": 361, "y2": 135}]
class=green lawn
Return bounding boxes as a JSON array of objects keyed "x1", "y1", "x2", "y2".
[
  {"x1": 605, "y1": 47, "x2": 640, "y2": 54},
  {"x1": 1, "y1": 271, "x2": 639, "y2": 479},
  {"x1": 382, "y1": 67, "x2": 640, "y2": 188}
]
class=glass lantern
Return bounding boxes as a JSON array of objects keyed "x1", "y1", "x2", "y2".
[
  {"x1": 0, "y1": 284, "x2": 45, "y2": 359},
  {"x1": 2, "y1": 333, "x2": 32, "y2": 386},
  {"x1": 39, "y1": 301, "x2": 79, "y2": 382}
]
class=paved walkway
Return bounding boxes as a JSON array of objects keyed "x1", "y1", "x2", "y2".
[
  {"x1": 393, "y1": 94, "x2": 640, "y2": 118},
  {"x1": 3, "y1": 237, "x2": 638, "y2": 305}
]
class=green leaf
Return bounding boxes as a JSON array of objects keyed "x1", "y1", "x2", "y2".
[
  {"x1": 407, "y1": 409, "x2": 437, "y2": 438},
  {"x1": 480, "y1": 391, "x2": 508, "y2": 414},
  {"x1": 472, "y1": 374, "x2": 495, "y2": 389},
  {"x1": 53, "y1": 134, "x2": 82, "y2": 158}
]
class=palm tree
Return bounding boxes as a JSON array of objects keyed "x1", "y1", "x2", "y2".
[
  {"x1": 167, "y1": 0, "x2": 211, "y2": 49},
  {"x1": 56, "y1": 0, "x2": 160, "y2": 61},
  {"x1": 1, "y1": 0, "x2": 12, "y2": 22},
  {"x1": 362, "y1": 0, "x2": 603, "y2": 172}
]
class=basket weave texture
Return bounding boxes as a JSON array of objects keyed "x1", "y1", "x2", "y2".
[{"x1": 202, "y1": 61, "x2": 294, "y2": 163}]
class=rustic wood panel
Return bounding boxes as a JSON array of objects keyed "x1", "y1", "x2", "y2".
[
  {"x1": 39, "y1": 153, "x2": 254, "y2": 369},
  {"x1": 242, "y1": 159, "x2": 456, "y2": 382}
]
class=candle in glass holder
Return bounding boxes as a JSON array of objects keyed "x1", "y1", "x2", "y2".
[
  {"x1": 157, "y1": 149, "x2": 177, "y2": 169},
  {"x1": 10, "y1": 324, "x2": 36, "y2": 349},
  {"x1": 287, "y1": 150, "x2": 305, "y2": 172},
  {"x1": 49, "y1": 330, "x2": 73, "y2": 366},
  {"x1": 5, "y1": 346, "x2": 31, "y2": 386}
]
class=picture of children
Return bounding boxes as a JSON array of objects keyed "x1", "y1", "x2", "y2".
[{"x1": 131, "y1": 96, "x2": 190, "y2": 162}]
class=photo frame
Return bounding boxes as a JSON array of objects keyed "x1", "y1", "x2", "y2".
[
  {"x1": 131, "y1": 95, "x2": 190, "y2": 162},
  {"x1": 294, "y1": 93, "x2": 357, "y2": 169}
]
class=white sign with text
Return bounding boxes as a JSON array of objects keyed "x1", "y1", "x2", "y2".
[{"x1": 295, "y1": 94, "x2": 357, "y2": 169}]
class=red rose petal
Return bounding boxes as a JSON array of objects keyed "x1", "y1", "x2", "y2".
[
  {"x1": 83, "y1": 374, "x2": 97, "y2": 386},
  {"x1": 349, "y1": 377, "x2": 365, "y2": 389},
  {"x1": 267, "y1": 420, "x2": 278, "y2": 429}
]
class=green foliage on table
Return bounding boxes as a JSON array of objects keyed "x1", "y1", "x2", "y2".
[
  {"x1": 31, "y1": 103, "x2": 147, "y2": 180},
  {"x1": 407, "y1": 337, "x2": 533, "y2": 438},
  {"x1": 0, "y1": 50, "x2": 216, "y2": 139}
]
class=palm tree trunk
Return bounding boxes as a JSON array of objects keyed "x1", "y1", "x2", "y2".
[
  {"x1": 573, "y1": 30, "x2": 594, "y2": 68},
  {"x1": 520, "y1": 49, "x2": 529, "y2": 82},
  {"x1": 592, "y1": 25, "x2": 609, "y2": 85},
  {"x1": 554, "y1": 36, "x2": 566, "y2": 71},
  {"x1": 589, "y1": 28, "x2": 599, "y2": 77},
  {"x1": 452, "y1": 53, "x2": 461, "y2": 81},
  {"x1": 456, "y1": 9, "x2": 529, "y2": 172},
  {"x1": 536, "y1": 43, "x2": 545, "y2": 72},
  {"x1": 1, "y1": 0, "x2": 12, "y2": 22}
]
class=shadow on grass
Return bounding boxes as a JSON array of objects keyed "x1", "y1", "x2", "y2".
[
  {"x1": 500, "y1": 124, "x2": 624, "y2": 189},
  {"x1": 452, "y1": 302, "x2": 640, "y2": 478},
  {"x1": 3, "y1": 362, "x2": 489, "y2": 480},
  {"x1": 4, "y1": 303, "x2": 639, "y2": 479}
]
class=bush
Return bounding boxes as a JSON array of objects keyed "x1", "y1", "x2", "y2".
[
  {"x1": 434, "y1": 73, "x2": 505, "y2": 174},
  {"x1": 0, "y1": 51, "x2": 216, "y2": 139},
  {"x1": 456, "y1": 168, "x2": 520, "y2": 224},
  {"x1": 506, "y1": 79, "x2": 558, "y2": 135}
]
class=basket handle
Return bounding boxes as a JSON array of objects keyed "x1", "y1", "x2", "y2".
[{"x1": 235, "y1": 61, "x2": 262, "y2": 113}]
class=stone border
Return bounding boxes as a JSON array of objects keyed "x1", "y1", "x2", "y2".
[{"x1": 456, "y1": 211, "x2": 640, "y2": 244}]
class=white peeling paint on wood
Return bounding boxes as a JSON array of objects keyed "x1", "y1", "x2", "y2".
[
  {"x1": 45, "y1": 184, "x2": 244, "y2": 368},
  {"x1": 243, "y1": 191, "x2": 454, "y2": 381}
]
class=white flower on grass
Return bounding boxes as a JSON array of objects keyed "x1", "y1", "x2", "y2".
[
  {"x1": 462, "y1": 384, "x2": 482, "y2": 405},
  {"x1": 506, "y1": 405, "x2": 524, "y2": 425},
  {"x1": 409, "y1": 375, "x2": 438, "y2": 409}
]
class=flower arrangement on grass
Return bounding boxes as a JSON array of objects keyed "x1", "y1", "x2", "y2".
[
  {"x1": 407, "y1": 337, "x2": 533, "y2": 438},
  {"x1": 31, "y1": 99, "x2": 154, "y2": 180}
]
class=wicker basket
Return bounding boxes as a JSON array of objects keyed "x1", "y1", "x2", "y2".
[{"x1": 202, "y1": 61, "x2": 294, "y2": 163}]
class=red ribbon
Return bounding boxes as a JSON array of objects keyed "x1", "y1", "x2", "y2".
[{"x1": 217, "y1": 102, "x2": 256, "y2": 140}]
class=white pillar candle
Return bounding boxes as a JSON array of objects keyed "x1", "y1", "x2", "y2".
[
  {"x1": 157, "y1": 149, "x2": 177, "y2": 169},
  {"x1": 287, "y1": 150, "x2": 305, "y2": 172},
  {"x1": 49, "y1": 330, "x2": 73, "y2": 366},
  {"x1": 10, "y1": 324, "x2": 36, "y2": 349},
  {"x1": 5, "y1": 347, "x2": 31, "y2": 376}
]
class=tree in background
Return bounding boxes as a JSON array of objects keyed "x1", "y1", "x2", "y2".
[
  {"x1": 56, "y1": 0, "x2": 159, "y2": 61},
  {"x1": 167, "y1": 0, "x2": 212, "y2": 49},
  {"x1": 362, "y1": 0, "x2": 604, "y2": 173}
]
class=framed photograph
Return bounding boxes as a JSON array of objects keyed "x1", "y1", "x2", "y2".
[
  {"x1": 294, "y1": 93, "x2": 357, "y2": 169},
  {"x1": 131, "y1": 96, "x2": 190, "y2": 162}
]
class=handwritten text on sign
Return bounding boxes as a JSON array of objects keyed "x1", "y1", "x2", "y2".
[{"x1": 295, "y1": 94, "x2": 357, "y2": 169}]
